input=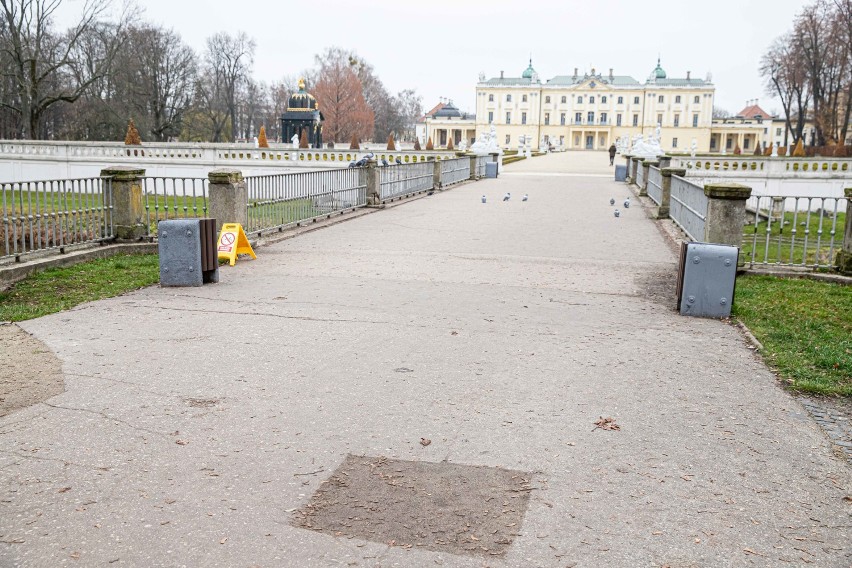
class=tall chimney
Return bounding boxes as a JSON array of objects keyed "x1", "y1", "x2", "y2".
[
  {"x1": 500, "y1": 70, "x2": 504, "y2": 79},
  {"x1": 686, "y1": 70, "x2": 691, "y2": 80},
  {"x1": 574, "y1": 67, "x2": 578, "y2": 77},
  {"x1": 609, "y1": 68, "x2": 613, "y2": 79}
]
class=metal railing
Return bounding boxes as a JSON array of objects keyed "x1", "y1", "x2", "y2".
[
  {"x1": 745, "y1": 195, "x2": 848, "y2": 269},
  {"x1": 143, "y1": 177, "x2": 208, "y2": 238},
  {"x1": 669, "y1": 176, "x2": 707, "y2": 241},
  {"x1": 441, "y1": 157, "x2": 470, "y2": 187},
  {"x1": 2, "y1": 177, "x2": 113, "y2": 261},
  {"x1": 379, "y1": 162, "x2": 433, "y2": 201},
  {"x1": 245, "y1": 168, "x2": 366, "y2": 236},
  {"x1": 635, "y1": 160, "x2": 646, "y2": 188},
  {"x1": 475, "y1": 155, "x2": 490, "y2": 178},
  {"x1": 647, "y1": 166, "x2": 663, "y2": 205}
]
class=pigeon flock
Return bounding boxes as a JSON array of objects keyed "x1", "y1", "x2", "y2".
[
  {"x1": 480, "y1": 191, "x2": 530, "y2": 205},
  {"x1": 611, "y1": 196, "x2": 630, "y2": 217}
]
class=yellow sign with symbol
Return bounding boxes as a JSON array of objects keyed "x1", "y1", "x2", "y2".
[{"x1": 217, "y1": 223, "x2": 256, "y2": 266}]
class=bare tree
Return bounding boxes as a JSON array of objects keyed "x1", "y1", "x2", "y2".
[
  {"x1": 760, "y1": 33, "x2": 811, "y2": 145},
  {"x1": 198, "y1": 31, "x2": 254, "y2": 142},
  {"x1": 712, "y1": 106, "x2": 731, "y2": 119},
  {"x1": 0, "y1": 0, "x2": 132, "y2": 139}
]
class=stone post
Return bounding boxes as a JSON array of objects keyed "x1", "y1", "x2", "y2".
[
  {"x1": 703, "y1": 183, "x2": 752, "y2": 247},
  {"x1": 658, "y1": 156, "x2": 672, "y2": 169},
  {"x1": 631, "y1": 158, "x2": 642, "y2": 187},
  {"x1": 207, "y1": 169, "x2": 247, "y2": 233},
  {"x1": 101, "y1": 166, "x2": 145, "y2": 240},
  {"x1": 658, "y1": 167, "x2": 686, "y2": 219},
  {"x1": 469, "y1": 155, "x2": 478, "y2": 180},
  {"x1": 623, "y1": 155, "x2": 633, "y2": 182},
  {"x1": 836, "y1": 188, "x2": 852, "y2": 274},
  {"x1": 639, "y1": 160, "x2": 655, "y2": 196},
  {"x1": 431, "y1": 157, "x2": 442, "y2": 190},
  {"x1": 364, "y1": 159, "x2": 380, "y2": 206}
]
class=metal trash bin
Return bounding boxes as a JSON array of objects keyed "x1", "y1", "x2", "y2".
[
  {"x1": 158, "y1": 218, "x2": 219, "y2": 287},
  {"x1": 614, "y1": 165, "x2": 627, "y2": 182},
  {"x1": 676, "y1": 242, "x2": 738, "y2": 318},
  {"x1": 485, "y1": 162, "x2": 499, "y2": 178}
]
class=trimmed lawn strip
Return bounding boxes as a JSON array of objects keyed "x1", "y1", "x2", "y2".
[
  {"x1": 733, "y1": 275, "x2": 851, "y2": 396},
  {"x1": 0, "y1": 254, "x2": 159, "y2": 322}
]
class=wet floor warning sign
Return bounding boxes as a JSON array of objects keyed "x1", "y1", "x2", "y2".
[{"x1": 217, "y1": 223, "x2": 256, "y2": 266}]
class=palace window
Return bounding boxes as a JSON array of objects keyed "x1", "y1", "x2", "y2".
[
  {"x1": 776, "y1": 127, "x2": 782, "y2": 135},
  {"x1": 506, "y1": 134, "x2": 511, "y2": 144},
  {"x1": 694, "y1": 95, "x2": 700, "y2": 104},
  {"x1": 658, "y1": 95, "x2": 664, "y2": 103},
  {"x1": 488, "y1": 111, "x2": 493, "y2": 123},
  {"x1": 587, "y1": 111, "x2": 595, "y2": 123},
  {"x1": 506, "y1": 94, "x2": 512, "y2": 102},
  {"x1": 657, "y1": 114, "x2": 663, "y2": 125},
  {"x1": 673, "y1": 114, "x2": 680, "y2": 127},
  {"x1": 506, "y1": 112, "x2": 511, "y2": 124},
  {"x1": 633, "y1": 114, "x2": 639, "y2": 126},
  {"x1": 589, "y1": 96, "x2": 595, "y2": 104},
  {"x1": 522, "y1": 94, "x2": 528, "y2": 102},
  {"x1": 618, "y1": 96, "x2": 624, "y2": 104},
  {"x1": 616, "y1": 114, "x2": 622, "y2": 126},
  {"x1": 601, "y1": 112, "x2": 608, "y2": 124},
  {"x1": 521, "y1": 112, "x2": 527, "y2": 125},
  {"x1": 544, "y1": 113, "x2": 550, "y2": 125},
  {"x1": 488, "y1": 94, "x2": 494, "y2": 102},
  {"x1": 726, "y1": 137, "x2": 733, "y2": 149},
  {"x1": 672, "y1": 137, "x2": 678, "y2": 148},
  {"x1": 577, "y1": 96, "x2": 583, "y2": 104},
  {"x1": 560, "y1": 113, "x2": 566, "y2": 125},
  {"x1": 561, "y1": 96, "x2": 567, "y2": 103},
  {"x1": 744, "y1": 138, "x2": 750, "y2": 149},
  {"x1": 602, "y1": 96, "x2": 607, "y2": 104},
  {"x1": 675, "y1": 96, "x2": 681, "y2": 104},
  {"x1": 633, "y1": 96, "x2": 640, "y2": 104},
  {"x1": 693, "y1": 114, "x2": 699, "y2": 127},
  {"x1": 545, "y1": 96, "x2": 551, "y2": 103},
  {"x1": 575, "y1": 112, "x2": 582, "y2": 123}
]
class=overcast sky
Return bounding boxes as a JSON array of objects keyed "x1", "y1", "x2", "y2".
[{"x1": 58, "y1": 0, "x2": 808, "y2": 117}]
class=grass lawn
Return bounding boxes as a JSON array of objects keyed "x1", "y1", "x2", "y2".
[
  {"x1": 0, "y1": 254, "x2": 159, "y2": 322},
  {"x1": 733, "y1": 275, "x2": 852, "y2": 396}
]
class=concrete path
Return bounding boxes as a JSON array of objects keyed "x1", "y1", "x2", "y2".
[{"x1": 1, "y1": 151, "x2": 849, "y2": 567}]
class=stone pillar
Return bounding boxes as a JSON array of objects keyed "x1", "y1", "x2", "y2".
[
  {"x1": 469, "y1": 155, "x2": 477, "y2": 180},
  {"x1": 630, "y1": 158, "x2": 641, "y2": 186},
  {"x1": 101, "y1": 166, "x2": 145, "y2": 240},
  {"x1": 658, "y1": 167, "x2": 685, "y2": 219},
  {"x1": 703, "y1": 183, "x2": 752, "y2": 247},
  {"x1": 623, "y1": 154, "x2": 633, "y2": 182},
  {"x1": 639, "y1": 160, "x2": 654, "y2": 196},
  {"x1": 364, "y1": 159, "x2": 380, "y2": 206},
  {"x1": 836, "y1": 188, "x2": 852, "y2": 274},
  {"x1": 658, "y1": 156, "x2": 672, "y2": 169},
  {"x1": 431, "y1": 157, "x2": 442, "y2": 190},
  {"x1": 207, "y1": 169, "x2": 247, "y2": 233}
]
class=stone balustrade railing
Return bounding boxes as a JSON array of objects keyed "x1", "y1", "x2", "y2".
[{"x1": 668, "y1": 155, "x2": 851, "y2": 177}]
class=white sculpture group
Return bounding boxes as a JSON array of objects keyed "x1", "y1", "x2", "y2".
[
  {"x1": 628, "y1": 124, "x2": 664, "y2": 159},
  {"x1": 470, "y1": 123, "x2": 502, "y2": 156}
]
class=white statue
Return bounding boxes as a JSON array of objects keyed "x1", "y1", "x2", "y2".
[
  {"x1": 458, "y1": 139, "x2": 467, "y2": 152},
  {"x1": 631, "y1": 133, "x2": 663, "y2": 159},
  {"x1": 291, "y1": 133, "x2": 299, "y2": 149},
  {"x1": 690, "y1": 139, "x2": 697, "y2": 158}
]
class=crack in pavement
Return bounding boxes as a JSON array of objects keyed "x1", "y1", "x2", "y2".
[{"x1": 41, "y1": 403, "x2": 170, "y2": 439}]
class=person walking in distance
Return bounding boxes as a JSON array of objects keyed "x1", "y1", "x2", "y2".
[{"x1": 608, "y1": 143, "x2": 617, "y2": 166}]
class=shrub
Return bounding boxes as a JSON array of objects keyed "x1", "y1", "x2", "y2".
[
  {"x1": 349, "y1": 134, "x2": 360, "y2": 150},
  {"x1": 753, "y1": 143, "x2": 762, "y2": 156},
  {"x1": 413, "y1": 138, "x2": 421, "y2": 151},
  {"x1": 792, "y1": 139, "x2": 805, "y2": 157},
  {"x1": 447, "y1": 138, "x2": 454, "y2": 150},
  {"x1": 124, "y1": 118, "x2": 142, "y2": 145},
  {"x1": 764, "y1": 143, "x2": 773, "y2": 156},
  {"x1": 299, "y1": 129, "x2": 309, "y2": 148},
  {"x1": 733, "y1": 145, "x2": 741, "y2": 155},
  {"x1": 257, "y1": 125, "x2": 269, "y2": 148},
  {"x1": 834, "y1": 144, "x2": 848, "y2": 157},
  {"x1": 426, "y1": 137, "x2": 434, "y2": 151},
  {"x1": 777, "y1": 146, "x2": 787, "y2": 157},
  {"x1": 386, "y1": 133, "x2": 396, "y2": 151}
]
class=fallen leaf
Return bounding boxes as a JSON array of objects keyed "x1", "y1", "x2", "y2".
[
  {"x1": 175, "y1": 440, "x2": 188, "y2": 446},
  {"x1": 58, "y1": 487, "x2": 72, "y2": 493},
  {"x1": 70, "y1": 552, "x2": 81, "y2": 559},
  {"x1": 450, "y1": 331, "x2": 458, "y2": 336},
  {"x1": 220, "y1": 537, "x2": 228, "y2": 544},
  {"x1": 744, "y1": 548, "x2": 765, "y2": 557},
  {"x1": 652, "y1": 531, "x2": 663, "y2": 535},
  {"x1": 592, "y1": 417, "x2": 620, "y2": 431},
  {"x1": 420, "y1": 438, "x2": 431, "y2": 447}
]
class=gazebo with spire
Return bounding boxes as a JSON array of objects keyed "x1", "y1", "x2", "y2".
[{"x1": 280, "y1": 78, "x2": 324, "y2": 147}]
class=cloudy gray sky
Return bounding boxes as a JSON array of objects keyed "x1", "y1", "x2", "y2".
[{"x1": 59, "y1": 0, "x2": 807, "y2": 117}]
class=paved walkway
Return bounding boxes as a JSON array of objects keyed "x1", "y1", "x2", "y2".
[{"x1": 1, "y1": 151, "x2": 849, "y2": 567}]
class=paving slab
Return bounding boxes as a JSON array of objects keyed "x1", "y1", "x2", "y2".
[{"x1": 1, "y1": 151, "x2": 849, "y2": 567}]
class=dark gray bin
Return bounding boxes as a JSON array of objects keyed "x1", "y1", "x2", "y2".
[
  {"x1": 614, "y1": 165, "x2": 627, "y2": 182},
  {"x1": 485, "y1": 162, "x2": 499, "y2": 178},
  {"x1": 159, "y1": 218, "x2": 219, "y2": 287}
]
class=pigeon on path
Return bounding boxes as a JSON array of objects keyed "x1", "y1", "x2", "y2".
[
  {"x1": 503, "y1": 193, "x2": 511, "y2": 202},
  {"x1": 610, "y1": 198, "x2": 615, "y2": 206},
  {"x1": 614, "y1": 209, "x2": 621, "y2": 218},
  {"x1": 522, "y1": 194, "x2": 528, "y2": 201},
  {"x1": 624, "y1": 198, "x2": 630, "y2": 208},
  {"x1": 481, "y1": 195, "x2": 487, "y2": 203}
]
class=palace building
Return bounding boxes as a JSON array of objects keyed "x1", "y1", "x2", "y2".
[{"x1": 475, "y1": 59, "x2": 716, "y2": 152}]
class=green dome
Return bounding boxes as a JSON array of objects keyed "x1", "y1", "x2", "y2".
[
  {"x1": 652, "y1": 58, "x2": 666, "y2": 80},
  {"x1": 522, "y1": 58, "x2": 536, "y2": 79}
]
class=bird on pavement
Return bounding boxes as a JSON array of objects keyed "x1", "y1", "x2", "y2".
[
  {"x1": 610, "y1": 198, "x2": 615, "y2": 206},
  {"x1": 503, "y1": 193, "x2": 511, "y2": 202},
  {"x1": 614, "y1": 209, "x2": 621, "y2": 217},
  {"x1": 522, "y1": 194, "x2": 528, "y2": 201},
  {"x1": 481, "y1": 195, "x2": 487, "y2": 203},
  {"x1": 624, "y1": 198, "x2": 630, "y2": 208}
]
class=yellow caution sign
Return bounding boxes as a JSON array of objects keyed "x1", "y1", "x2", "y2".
[{"x1": 217, "y1": 223, "x2": 256, "y2": 266}]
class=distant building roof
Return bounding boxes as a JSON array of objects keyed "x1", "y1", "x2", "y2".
[
  {"x1": 546, "y1": 75, "x2": 640, "y2": 86},
  {"x1": 736, "y1": 104, "x2": 775, "y2": 120}
]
